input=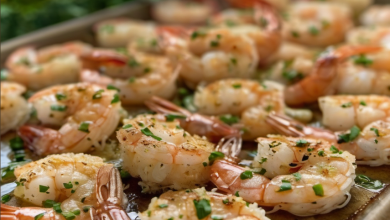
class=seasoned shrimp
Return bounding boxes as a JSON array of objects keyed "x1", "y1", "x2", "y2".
[
  {"x1": 0, "y1": 82, "x2": 30, "y2": 135},
  {"x1": 360, "y1": 5, "x2": 390, "y2": 27},
  {"x1": 145, "y1": 96, "x2": 241, "y2": 142},
  {"x1": 4, "y1": 42, "x2": 92, "y2": 90},
  {"x1": 159, "y1": 25, "x2": 259, "y2": 88},
  {"x1": 80, "y1": 50, "x2": 180, "y2": 105},
  {"x1": 139, "y1": 187, "x2": 269, "y2": 220},
  {"x1": 284, "y1": 45, "x2": 385, "y2": 106},
  {"x1": 266, "y1": 113, "x2": 390, "y2": 166},
  {"x1": 210, "y1": 136, "x2": 356, "y2": 216},
  {"x1": 152, "y1": 0, "x2": 216, "y2": 25},
  {"x1": 346, "y1": 26, "x2": 390, "y2": 72},
  {"x1": 193, "y1": 79, "x2": 313, "y2": 140},
  {"x1": 1, "y1": 154, "x2": 129, "y2": 220},
  {"x1": 18, "y1": 83, "x2": 121, "y2": 156},
  {"x1": 117, "y1": 114, "x2": 215, "y2": 192},
  {"x1": 95, "y1": 19, "x2": 157, "y2": 48},
  {"x1": 266, "y1": 42, "x2": 318, "y2": 64},
  {"x1": 283, "y1": 1, "x2": 353, "y2": 47},
  {"x1": 318, "y1": 95, "x2": 390, "y2": 131}
]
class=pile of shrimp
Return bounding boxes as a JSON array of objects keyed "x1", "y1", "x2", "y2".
[{"x1": 1, "y1": 0, "x2": 390, "y2": 219}]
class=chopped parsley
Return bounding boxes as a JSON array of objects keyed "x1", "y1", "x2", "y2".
[
  {"x1": 338, "y1": 126, "x2": 361, "y2": 143},
  {"x1": 355, "y1": 174, "x2": 383, "y2": 190},
  {"x1": 312, "y1": 184, "x2": 324, "y2": 196},
  {"x1": 341, "y1": 102, "x2": 352, "y2": 108},
  {"x1": 165, "y1": 114, "x2": 186, "y2": 122},
  {"x1": 78, "y1": 122, "x2": 90, "y2": 133},
  {"x1": 141, "y1": 127, "x2": 162, "y2": 141},
  {"x1": 50, "y1": 105, "x2": 67, "y2": 112},
  {"x1": 158, "y1": 204, "x2": 168, "y2": 208},
  {"x1": 370, "y1": 127, "x2": 380, "y2": 137},
  {"x1": 240, "y1": 170, "x2": 253, "y2": 180},
  {"x1": 330, "y1": 145, "x2": 340, "y2": 154},
  {"x1": 219, "y1": 114, "x2": 239, "y2": 125},
  {"x1": 292, "y1": 173, "x2": 301, "y2": 181},
  {"x1": 122, "y1": 124, "x2": 133, "y2": 129},
  {"x1": 111, "y1": 93, "x2": 120, "y2": 104},
  {"x1": 277, "y1": 180, "x2": 292, "y2": 192},
  {"x1": 353, "y1": 54, "x2": 373, "y2": 67},
  {"x1": 34, "y1": 212, "x2": 46, "y2": 220},
  {"x1": 193, "y1": 199, "x2": 212, "y2": 219},
  {"x1": 92, "y1": 89, "x2": 104, "y2": 99},
  {"x1": 296, "y1": 139, "x2": 309, "y2": 147},
  {"x1": 208, "y1": 151, "x2": 224, "y2": 165},
  {"x1": 63, "y1": 182, "x2": 73, "y2": 189},
  {"x1": 308, "y1": 26, "x2": 319, "y2": 36},
  {"x1": 359, "y1": 101, "x2": 367, "y2": 106},
  {"x1": 2, "y1": 194, "x2": 11, "y2": 203},
  {"x1": 232, "y1": 83, "x2": 241, "y2": 89},
  {"x1": 39, "y1": 185, "x2": 50, "y2": 193},
  {"x1": 55, "y1": 93, "x2": 67, "y2": 101}
]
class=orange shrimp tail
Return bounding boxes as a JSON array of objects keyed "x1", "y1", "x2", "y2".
[
  {"x1": 81, "y1": 49, "x2": 127, "y2": 68},
  {"x1": 157, "y1": 25, "x2": 196, "y2": 47},
  {"x1": 17, "y1": 125, "x2": 61, "y2": 156},
  {"x1": 91, "y1": 165, "x2": 131, "y2": 220},
  {"x1": 1, "y1": 204, "x2": 18, "y2": 220},
  {"x1": 1, "y1": 204, "x2": 55, "y2": 220},
  {"x1": 334, "y1": 45, "x2": 382, "y2": 60}
]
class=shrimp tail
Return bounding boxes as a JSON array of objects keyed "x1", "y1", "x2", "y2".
[
  {"x1": 17, "y1": 125, "x2": 61, "y2": 156},
  {"x1": 81, "y1": 49, "x2": 128, "y2": 67},
  {"x1": 1, "y1": 204, "x2": 56, "y2": 220},
  {"x1": 285, "y1": 45, "x2": 382, "y2": 106},
  {"x1": 90, "y1": 165, "x2": 130, "y2": 220},
  {"x1": 266, "y1": 113, "x2": 337, "y2": 143},
  {"x1": 156, "y1": 25, "x2": 195, "y2": 48},
  {"x1": 215, "y1": 135, "x2": 242, "y2": 162},
  {"x1": 145, "y1": 96, "x2": 192, "y2": 117}
]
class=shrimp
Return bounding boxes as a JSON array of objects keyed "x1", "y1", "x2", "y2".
[
  {"x1": 17, "y1": 83, "x2": 121, "y2": 156},
  {"x1": 284, "y1": 45, "x2": 384, "y2": 106},
  {"x1": 145, "y1": 96, "x2": 241, "y2": 142},
  {"x1": 360, "y1": 5, "x2": 390, "y2": 27},
  {"x1": 210, "y1": 0, "x2": 283, "y2": 64},
  {"x1": 80, "y1": 49, "x2": 180, "y2": 105},
  {"x1": 1, "y1": 154, "x2": 129, "y2": 220},
  {"x1": 116, "y1": 114, "x2": 215, "y2": 192},
  {"x1": 95, "y1": 19, "x2": 157, "y2": 48},
  {"x1": 0, "y1": 82, "x2": 30, "y2": 135},
  {"x1": 192, "y1": 79, "x2": 313, "y2": 140},
  {"x1": 318, "y1": 95, "x2": 390, "y2": 131},
  {"x1": 346, "y1": 26, "x2": 390, "y2": 72},
  {"x1": 152, "y1": 0, "x2": 217, "y2": 25},
  {"x1": 4, "y1": 42, "x2": 92, "y2": 90},
  {"x1": 282, "y1": 1, "x2": 353, "y2": 47},
  {"x1": 210, "y1": 136, "x2": 356, "y2": 216},
  {"x1": 266, "y1": 42, "x2": 318, "y2": 64},
  {"x1": 139, "y1": 187, "x2": 269, "y2": 220},
  {"x1": 267, "y1": 112, "x2": 390, "y2": 166},
  {"x1": 159, "y1": 25, "x2": 259, "y2": 88}
]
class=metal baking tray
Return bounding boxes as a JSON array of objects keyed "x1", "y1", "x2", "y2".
[{"x1": 1, "y1": 1, "x2": 390, "y2": 219}]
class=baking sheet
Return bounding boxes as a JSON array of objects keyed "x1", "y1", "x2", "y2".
[{"x1": 1, "y1": 1, "x2": 390, "y2": 219}]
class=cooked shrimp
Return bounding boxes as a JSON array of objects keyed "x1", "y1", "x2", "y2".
[
  {"x1": 152, "y1": 0, "x2": 216, "y2": 25},
  {"x1": 266, "y1": 42, "x2": 318, "y2": 64},
  {"x1": 139, "y1": 187, "x2": 270, "y2": 220},
  {"x1": 159, "y1": 25, "x2": 259, "y2": 88},
  {"x1": 0, "y1": 82, "x2": 30, "y2": 135},
  {"x1": 284, "y1": 45, "x2": 384, "y2": 106},
  {"x1": 283, "y1": 1, "x2": 353, "y2": 47},
  {"x1": 346, "y1": 26, "x2": 390, "y2": 72},
  {"x1": 4, "y1": 42, "x2": 95, "y2": 90},
  {"x1": 210, "y1": 136, "x2": 356, "y2": 216},
  {"x1": 1, "y1": 154, "x2": 129, "y2": 220},
  {"x1": 210, "y1": 0, "x2": 283, "y2": 64},
  {"x1": 17, "y1": 83, "x2": 121, "y2": 156},
  {"x1": 117, "y1": 114, "x2": 215, "y2": 192},
  {"x1": 360, "y1": 5, "x2": 390, "y2": 27},
  {"x1": 318, "y1": 95, "x2": 390, "y2": 131},
  {"x1": 95, "y1": 19, "x2": 157, "y2": 48},
  {"x1": 192, "y1": 79, "x2": 311, "y2": 140},
  {"x1": 80, "y1": 50, "x2": 180, "y2": 105},
  {"x1": 145, "y1": 96, "x2": 241, "y2": 142},
  {"x1": 266, "y1": 114, "x2": 390, "y2": 166}
]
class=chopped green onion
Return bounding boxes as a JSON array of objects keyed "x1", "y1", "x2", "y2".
[
  {"x1": 341, "y1": 102, "x2": 352, "y2": 108},
  {"x1": 318, "y1": 150, "x2": 325, "y2": 157},
  {"x1": 42, "y1": 199, "x2": 56, "y2": 208},
  {"x1": 2, "y1": 194, "x2": 11, "y2": 203},
  {"x1": 292, "y1": 173, "x2": 301, "y2": 181},
  {"x1": 122, "y1": 124, "x2": 133, "y2": 129},
  {"x1": 235, "y1": 191, "x2": 240, "y2": 197},
  {"x1": 208, "y1": 152, "x2": 224, "y2": 165},
  {"x1": 240, "y1": 170, "x2": 253, "y2": 180},
  {"x1": 34, "y1": 212, "x2": 46, "y2": 220},
  {"x1": 277, "y1": 180, "x2": 292, "y2": 192},
  {"x1": 78, "y1": 122, "x2": 90, "y2": 133},
  {"x1": 219, "y1": 114, "x2": 239, "y2": 125},
  {"x1": 359, "y1": 101, "x2": 367, "y2": 106},
  {"x1": 330, "y1": 145, "x2": 339, "y2": 153},
  {"x1": 55, "y1": 93, "x2": 67, "y2": 101},
  {"x1": 193, "y1": 199, "x2": 212, "y2": 219},
  {"x1": 165, "y1": 114, "x2": 186, "y2": 122},
  {"x1": 296, "y1": 139, "x2": 309, "y2": 147},
  {"x1": 353, "y1": 54, "x2": 373, "y2": 67},
  {"x1": 63, "y1": 182, "x2": 73, "y2": 189},
  {"x1": 158, "y1": 204, "x2": 168, "y2": 208},
  {"x1": 370, "y1": 127, "x2": 380, "y2": 137},
  {"x1": 107, "y1": 85, "x2": 120, "y2": 92},
  {"x1": 39, "y1": 185, "x2": 50, "y2": 193},
  {"x1": 232, "y1": 83, "x2": 241, "y2": 89},
  {"x1": 338, "y1": 126, "x2": 361, "y2": 143},
  {"x1": 313, "y1": 184, "x2": 324, "y2": 196},
  {"x1": 50, "y1": 105, "x2": 67, "y2": 112},
  {"x1": 111, "y1": 93, "x2": 120, "y2": 104},
  {"x1": 92, "y1": 89, "x2": 104, "y2": 99},
  {"x1": 355, "y1": 174, "x2": 383, "y2": 190}
]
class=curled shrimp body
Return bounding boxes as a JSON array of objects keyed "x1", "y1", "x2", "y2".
[
  {"x1": 140, "y1": 187, "x2": 269, "y2": 220},
  {"x1": 210, "y1": 136, "x2": 356, "y2": 216},
  {"x1": 95, "y1": 19, "x2": 157, "y2": 48},
  {"x1": 159, "y1": 26, "x2": 259, "y2": 88},
  {"x1": 80, "y1": 50, "x2": 180, "y2": 105},
  {"x1": 152, "y1": 0, "x2": 216, "y2": 25},
  {"x1": 4, "y1": 42, "x2": 92, "y2": 90},
  {"x1": 266, "y1": 114, "x2": 390, "y2": 166},
  {"x1": 1, "y1": 154, "x2": 129, "y2": 220},
  {"x1": 145, "y1": 96, "x2": 241, "y2": 142},
  {"x1": 346, "y1": 26, "x2": 390, "y2": 72},
  {"x1": 283, "y1": 2, "x2": 353, "y2": 47},
  {"x1": 18, "y1": 83, "x2": 121, "y2": 156},
  {"x1": 360, "y1": 5, "x2": 390, "y2": 27},
  {"x1": 284, "y1": 45, "x2": 384, "y2": 106},
  {"x1": 0, "y1": 82, "x2": 30, "y2": 135},
  {"x1": 319, "y1": 95, "x2": 390, "y2": 131},
  {"x1": 193, "y1": 79, "x2": 311, "y2": 140},
  {"x1": 117, "y1": 114, "x2": 215, "y2": 192}
]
